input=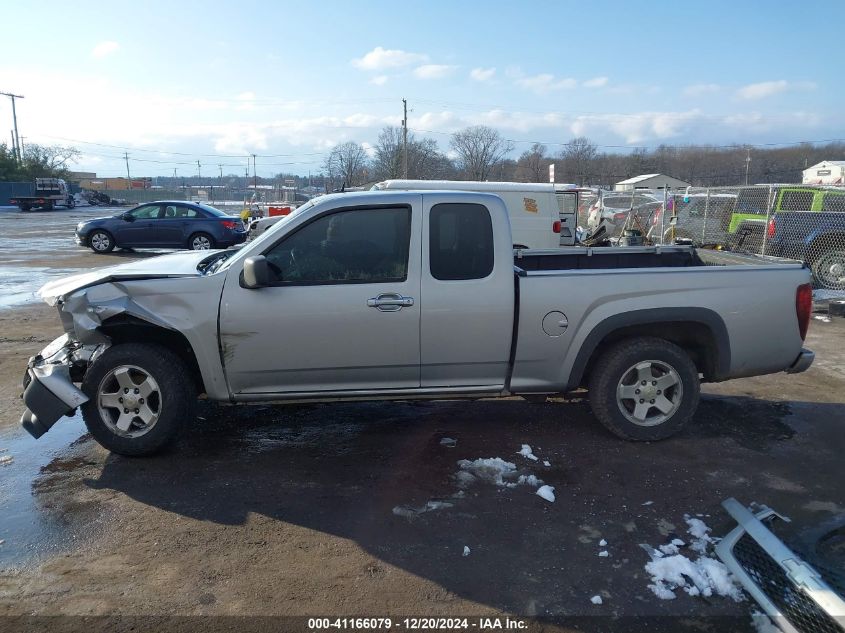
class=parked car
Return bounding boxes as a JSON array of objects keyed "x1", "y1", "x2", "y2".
[
  {"x1": 75, "y1": 201, "x2": 248, "y2": 253},
  {"x1": 668, "y1": 193, "x2": 737, "y2": 246},
  {"x1": 586, "y1": 191, "x2": 663, "y2": 238},
  {"x1": 23, "y1": 190, "x2": 813, "y2": 456}
]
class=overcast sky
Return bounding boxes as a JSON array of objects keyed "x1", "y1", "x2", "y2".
[{"x1": 0, "y1": 0, "x2": 839, "y2": 178}]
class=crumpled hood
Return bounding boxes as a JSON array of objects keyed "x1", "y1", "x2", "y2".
[{"x1": 39, "y1": 250, "x2": 223, "y2": 306}]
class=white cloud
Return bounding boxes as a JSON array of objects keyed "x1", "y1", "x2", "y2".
[
  {"x1": 91, "y1": 41, "x2": 119, "y2": 58},
  {"x1": 517, "y1": 73, "x2": 578, "y2": 94},
  {"x1": 737, "y1": 80, "x2": 790, "y2": 100},
  {"x1": 583, "y1": 76, "x2": 608, "y2": 88},
  {"x1": 413, "y1": 64, "x2": 457, "y2": 79},
  {"x1": 369, "y1": 75, "x2": 388, "y2": 86},
  {"x1": 351, "y1": 46, "x2": 428, "y2": 71},
  {"x1": 684, "y1": 83, "x2": 721, "y2": 97},
  {"x1": 470, "y1": 67, "x2": 496, "y2": 82}
]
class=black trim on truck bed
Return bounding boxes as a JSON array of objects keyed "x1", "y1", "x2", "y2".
[{"x1": 515, "y1": 246, "x2": 704, "y2": 271}]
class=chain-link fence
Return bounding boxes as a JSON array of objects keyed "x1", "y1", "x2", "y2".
[{"x1": 581, "y1": 184, "x2": 845, "y2": 295}]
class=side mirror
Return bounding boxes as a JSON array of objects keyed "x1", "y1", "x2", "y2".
[
  {"x1": 122, "y1": 212, "x2": 135, "y2": 222},
  {"x1": 242, "y1": 255, "x2": 270, "y2": 289}
]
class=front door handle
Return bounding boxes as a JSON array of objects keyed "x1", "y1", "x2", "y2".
[{"x1": 367, "y1": 293, "x2": 414, "y2": 312}]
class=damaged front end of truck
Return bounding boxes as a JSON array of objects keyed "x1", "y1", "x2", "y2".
[{"x1": 20, "y1": 251, "x2": 230, "y2": 439}]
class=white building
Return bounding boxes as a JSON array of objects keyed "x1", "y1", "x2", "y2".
[
  {"x1": 614, "y1": 173, "x2": 691, "y2": 191},
  {"x1": 802, "y1": 161, "x2": 845, "y2": 185}
]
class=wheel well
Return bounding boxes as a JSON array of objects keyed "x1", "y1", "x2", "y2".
[
  {"x1": 97, "y1": 315, "x2": 206, "y2": 395},
  {"x1": 583, "y1": 321, "x2": 721, "y2": 385},
  {"x1": 808, "y1": 233, "x2": 845, "y2": 260}
]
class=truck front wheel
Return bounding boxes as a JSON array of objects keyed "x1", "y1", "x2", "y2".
[
  {"x1": 588, "y1": 337, "x2": 700, "y2": 441},
  {"x1": 81, "y1": 344, "x2": 196, "y2": 456}
]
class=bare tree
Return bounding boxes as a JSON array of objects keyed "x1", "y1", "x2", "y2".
[
  {"x1": 372, "y1": 126, "x2": 455, "y2": 180},
  {"x1": 323, "y1": 141, "x2": 369, "y2": 188},
  {"x1": 450, "y1": 125, "x2": 514, "y2": 180},
  {"x1": 560, "y1": 137, "x2": 598, "y2": 186},
  {"x1": 515, "y1": 143, "x2": 548, "y2": 182}
]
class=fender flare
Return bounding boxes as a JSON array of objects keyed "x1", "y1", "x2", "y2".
[{"x1": 565, "y1": 307, "x2": 731, "y2": 391}]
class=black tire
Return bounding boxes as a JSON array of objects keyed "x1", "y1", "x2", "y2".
[
  {"x1": 588, "y1": 336, "x2": 700, "y2": 441},
  {"x1": 19, "y1": 204, "x2": 30, "y2": 212},
  {"x1": 67, "y1": 197, "x2": 76, "y2": 209},
  {"x1": 89, "y1": 229, "x2": 115, "y2": 253},
  {"x1": 188, "y1": 232, "x2": 215, "y2": 250},
  {"x1": 81, "y1": 344, "x2": 196, "y2": 456}
]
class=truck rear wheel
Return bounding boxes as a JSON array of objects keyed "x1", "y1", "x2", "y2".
[
  {"x1": 588, "y1": 336, "x2": 700, "y2": 441},
  {"x1": 81, "y1": 344, "x2": 196, "y2": 456},
  {"x1": 809, "y1": 245, "x2": 845, "y2": 290}
]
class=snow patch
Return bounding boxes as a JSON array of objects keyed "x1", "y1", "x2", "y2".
[
  {"x1": 642, "y1": 500, "x2": 654, "y2": 506},
  {"x1": 462, "y1": 546, "x2": 471, "y2": 557},
  {"x1": 542, "y1": 460, "x2": 551, "y2": 467},
  {"x1": 392, "y1": 500, "x2": 453, "y2": 518},
  {"x1": 440, "y1": 437, "x2": 457, "y2": 447},
  {"x1": 536, "y1": 485, "x2": 556, "y2": 503},
  {"x1": 598, "y1": 550, "x2": 609, "y2": 557},
  {"x1": 813, "y1": 315, "x2": 831, "y2": 323},
  {"x1": 590, "y1": 595, "x2": 603, "y2": 605},
  {"x1": 457, "y1": 457, "x2": 517, "y2": 486},
  {"x1": 0, "y1": 455, "x2": 13, "y2": 466},
  {"x1": 517, "y1": 444, "x2": 539, "y2": 461},
  {"x1": 599, "y1": 539, "x2": 607, "y2": 546},
  {"x1": 517, "y1": 474, "x2": 543, "y2": 487}
]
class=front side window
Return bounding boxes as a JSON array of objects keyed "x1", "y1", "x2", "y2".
[
  {"x1": 556, "y1": 192, "x2": 577, "y2": 214},
  {"x1": 429, "y1": 203, "x2": 494, "y2": 281},
  {"x1": 264, "y1": 207, "x2": 411, "y2": 284},
  {"x1": 822, "y1": 193, "x2": 845, "y2": 213}
]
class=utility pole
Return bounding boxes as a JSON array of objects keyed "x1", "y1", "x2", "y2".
[
  {"x1": 124, "y1": 152, "x2": 131, "y2": 190},
  {"x1": 1, "y1": 91, "x2": 24, "y2": 163},
  {"x1": 197, "y1": 160, "x2": 201, "y2": 179},
  {"x1": 744, "y1": 149, "x2": 751, "y2": 186},
  {"x1": 252, "y1": 154, "x2": 257, "y2": 192},
  {"x1": 402, "y1": 98, "x2": 408, "y2": 179}
]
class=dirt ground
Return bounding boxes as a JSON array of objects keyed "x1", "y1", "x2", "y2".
[{"x1": 0, "y1": 207, "x2": 844, "y2": 633}]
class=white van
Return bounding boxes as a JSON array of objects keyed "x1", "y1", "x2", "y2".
[{"x1": 371, "y1": 180, "x2": 578, "y2": 248}]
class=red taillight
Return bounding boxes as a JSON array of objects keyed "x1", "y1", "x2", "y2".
[
  {"x1": 767, "y1": 217, "x2": 776, "y2": 239},
  {"x1": 796, "y1": 283, "x2": 812, "y2": 341},
  {"x1": 221, "y1": 220, "x2": 238, "y2": 229},
  {"x1": 552, "y1": 220, "x2": 561, "y2": 233}
]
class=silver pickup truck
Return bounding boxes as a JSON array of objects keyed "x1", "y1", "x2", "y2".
[{"x1": 21, "y1": 191, "x2": 815, "y2": 456}]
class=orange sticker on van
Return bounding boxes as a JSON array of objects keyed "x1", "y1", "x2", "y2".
[{"x1": 524, "y1": 197, "x2": 538, "y2": 213}]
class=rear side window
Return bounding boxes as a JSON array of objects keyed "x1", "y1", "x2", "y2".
[
  {"x1": 555, "y1": 192, "x2": 577, "y2": 214},
  {"x1": 430, "y1": 203, "x2": 494, "y2": 281},
  {"x1": 822, "y1": 193, "x2": 845, "y2": 213},
  {"x1": 779, "y1": 190, "x2": 814, "y2": 211}
]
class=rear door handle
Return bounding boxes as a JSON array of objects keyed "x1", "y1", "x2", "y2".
[{"x1": 367, "y1": 293, "x2": 414, "y2": 312}]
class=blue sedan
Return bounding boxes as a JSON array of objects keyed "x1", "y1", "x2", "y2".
[{"x1": 75, "y1": 201, "x2": 248, "y2": 253}]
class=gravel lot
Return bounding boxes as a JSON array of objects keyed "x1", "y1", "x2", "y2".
[{"x1": 0, "y1": 206, "x2": 843, "y2": 632}]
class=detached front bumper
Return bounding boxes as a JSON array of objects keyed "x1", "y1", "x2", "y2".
[
  {"x1": 20, "y1": 334, "x2": 90, "y2": 439},
  {"x1": 786, "y1": 348, "x2": 815, "y2": 374}
]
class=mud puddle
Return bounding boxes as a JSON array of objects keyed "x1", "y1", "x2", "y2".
[{"x1": 0, "y1": 414, "x2": 94, "y2": 567}]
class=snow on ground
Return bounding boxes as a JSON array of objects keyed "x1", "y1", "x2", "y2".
[
  {"x1": 598, "y1": 550, "x2": 609, "y2": 557},
  {"x1": 642, "y1": 500, "x2": 654, "y2": 506},
  {"x1": 542, "y1": 460, "x2": 551, "y2": 467},
  {"x1": 456, "y1": 457, "x2": 544, "y2": 490},
  {"x1": 440, "y1": 437, "x2": 457, "y2": 447},
  {"x1": 814, "y1": 315, "x2": 832, "y2": 323},
  {"x1": 517, "y1": 444, "x2": 539, "y2": 461},
  {"x1": 750, "y1": 611, "x2": 781, "y2": 633},
  {"x1": 392, "y1": 500, "x2": 454, "y2": 518},
  {"x1": 643, "y1": 516, "x2": 743, "y2": 602},
  {"x1": 0, "y1": 454, "x2": 13, "y2": 466},
  {"x1": 599, "y1": 539, "x2": 607, "y2": 546},
  {"x1": 462, "y1": 546, "x2": 471, "y2": 557},
  {"x1": 536, "y1": 485, "x2": 555, "y2": 503},
  {"x1": 590, "y1": 595, "x2": 603, "y2": 605}
]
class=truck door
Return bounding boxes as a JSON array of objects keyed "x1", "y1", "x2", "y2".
[
  {"x1": 219, "y1": 201, "x2": 422, "y2": 395},
  {"x1": 420, "y1": 196, "x2": 515, "y2": 389}
]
